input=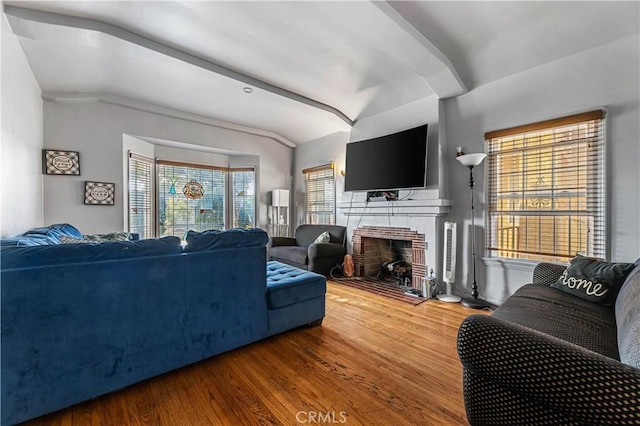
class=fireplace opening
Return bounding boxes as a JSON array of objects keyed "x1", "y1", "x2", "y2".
[
  {"x1": 352, "y1": 226, "x2": 426, "y2": 290},
  {"x1": 372, "y1": 239, "x2": 413, "y2": 286},
  {"x1": 377, "y1": 259, "x2": 412, "y2": 286}
]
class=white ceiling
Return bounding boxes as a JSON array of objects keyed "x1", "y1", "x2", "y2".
[{"x1": 5, "y1": 1, "x2": 639, "y2": 146}]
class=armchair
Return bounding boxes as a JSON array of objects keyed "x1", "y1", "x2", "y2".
[{"x1": 267, "y1": 224, "x2": 346, "y2": 276}]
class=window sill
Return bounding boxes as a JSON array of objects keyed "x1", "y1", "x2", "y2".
[{"x1": 481, "y1": 257, "x2": 540, "y2": 273}]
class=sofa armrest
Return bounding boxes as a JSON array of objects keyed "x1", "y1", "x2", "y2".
[
  {"x1": 532, "y1": 262, "x2": 566, "y2": 286},
  {"x1": 308, "y1": 242, "x2": 345, "y2": 259},
  {"x1": 457, "y1": 314, "x2": 640, "y2": 424},
  {"x1": 267, "y1": 237, "x2": 297, "y2": 249}
]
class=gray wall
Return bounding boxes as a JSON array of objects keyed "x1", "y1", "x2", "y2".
[
  {"x1": 293, "y1": 131, "x2": 350, "y2": 228},
  {"x1": 42, "y1": 101, "x2": 292, "y2": 234},
  {"x1": 294, "y1": 95, "x2": 445, "y2": 278},
  {"x1": 294, "y1": 35, "x2": 640, "y2": 305},
  {"x1": 444, "y1": 35, "x2": 640, "y2": 304},
  {"x1": 294, "y1": 95, "x2": 442, "y2": 229},
  {"x1": 1, "y1": 12, "x2": 43, "y2": 237}
]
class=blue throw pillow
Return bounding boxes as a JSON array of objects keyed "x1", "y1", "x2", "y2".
[
  {"x1": 23, "y1": 223, "x2": 83, "y2": 243},
  {"x1": 184, "y1": 228, "x2": 268, "y2": 252}
]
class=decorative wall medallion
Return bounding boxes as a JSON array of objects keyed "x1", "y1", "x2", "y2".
[
  {"x1": 84, "y1": 181, "x2": 115, "y2": 205},
  {"x1": 183, "y1": 179, "x2": 204, "y2": 199},
  {"x1": 43, "y1": 149, "x2": 80, "y2": 175}
]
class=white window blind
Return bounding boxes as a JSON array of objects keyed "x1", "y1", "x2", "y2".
[
  {"x1": 230, "y1": 168, "x2": 255, "y2": 229},
  {"x1": 304, "y1": 163, "x2": 336, "y2": 225},
  {"x1": 128, "y1": 153, "x2": 154, "y2": 239},
  {"x1": 486, "y1": 110, "x2": 606, "y2": 262}
]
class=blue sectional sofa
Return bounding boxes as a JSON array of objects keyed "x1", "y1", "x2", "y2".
[{"x1": 1, "y1": 224, "x2": 326, "y2": 425}]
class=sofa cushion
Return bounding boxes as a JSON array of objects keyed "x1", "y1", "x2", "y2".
[
  {"x1": 23, "y1": 223, "x2": 83, "y2": 243},
  {"x1": 493, "y1": 283, "x2": 619, "y2": 360},
  {"x1": 615, "y1": 260, "x2": 640, "y2": 368},
  {"x1": 266, "y1": 261, "x2": 326, "y2": 309},
  {"x1": 551, "y1": 255, "x2": 636, "y2": 306},
  {"x1": 1, "y1": 236, "x2": 182, "y2": 269},
  {"x1": 269, "y1": 245, "x2": 308, "y2": 266},
  {"x1": 184, "y1": 228, "x2": 268, "y2": 252}
]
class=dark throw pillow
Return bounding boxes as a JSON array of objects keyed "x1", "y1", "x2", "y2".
[{"x1": 552, "y1": 255, "x2": 636, "y2": 305}]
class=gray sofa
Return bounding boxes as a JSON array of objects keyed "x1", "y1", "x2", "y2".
[
  {"x1": 457, "y1": 260, "x2": 640, "y2": 425},
  {"x1": 267, "y1": 224, "x2": 347, "y2": 275}
]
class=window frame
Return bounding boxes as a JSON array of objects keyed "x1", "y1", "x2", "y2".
[
  {"x1": 127, "y1": 156, "x2": 259, "y2": 239},
  {"x1": 485, "y1": 110, "x2": 606, "y2": 263},
  {"x1": 303, "y1": 163, "x2": 336, "y2": 225},
  {"x1": 127, "y1": 152, "x2": 155, "y2": 240},
  {"x1": 229, "y1": 167, "x2": 257, "y2": 229},
  {"x1": 156, "y1": 159, "x2": 228, "y2": 238}
]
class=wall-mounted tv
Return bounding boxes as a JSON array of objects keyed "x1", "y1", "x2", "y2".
[{"x1": 344, "y1": 124, "x2": 428, "y2": 192}]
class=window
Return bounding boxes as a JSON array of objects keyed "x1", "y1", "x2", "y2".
[
  {"x1": 128, "y1": 153, "x2": 154, "y2": 239},
  {"x1": 127, "y1": 157, "x2": 257, "y2": 239},
  {"x1": 157, "y1": 160, "x2": 227, "y2": 238},
  {"x1": 230, "y1": 168, "x2": 256, "y2": 228},
  {"x1": 486, "y1": 110, "x2": 605, "y2": 262},
  {"x1": 303, "y1": 163, "x2": 336, "y2": 225}
]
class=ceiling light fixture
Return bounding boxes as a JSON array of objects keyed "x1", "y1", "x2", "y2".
[{"x1": 243, "y1": 87, "x2": 253, "y2": 94}]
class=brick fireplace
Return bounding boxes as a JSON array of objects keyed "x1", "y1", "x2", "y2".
[{"x1": 352, "y1": 226, "x2": 426, "y2": 289}]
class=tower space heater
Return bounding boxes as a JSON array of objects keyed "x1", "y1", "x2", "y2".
[{"x1": 437, "y1": 221, "x2": 462, "y2": 303}]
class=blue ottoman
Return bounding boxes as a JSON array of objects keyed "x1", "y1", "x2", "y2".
[{"x1": 266, "y1": 261, "x2": 326, "y2": 336}]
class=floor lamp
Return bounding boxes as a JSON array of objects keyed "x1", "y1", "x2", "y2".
[{"x1": 456, "y1": 153, "x2": 491, "y2": 309}]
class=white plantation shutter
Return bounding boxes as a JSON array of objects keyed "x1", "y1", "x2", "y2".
[
  {"x1": 304, "y1": 163, "x2": 336, "y2": 225},
  {"x1": 486, "y1": 110, "x2": 606, "y2": 262},
  {"x1": 128, "y1": 153, "x2": 154, "y2": 239}
]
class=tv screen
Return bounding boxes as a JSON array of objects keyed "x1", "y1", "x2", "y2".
[{"x1": 344, "y1": 124, "x2": 428, "y2": 192}]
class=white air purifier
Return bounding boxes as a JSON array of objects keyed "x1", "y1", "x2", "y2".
[{"x1": 437, "y1": 221, "x2": 462, "y2": 303}]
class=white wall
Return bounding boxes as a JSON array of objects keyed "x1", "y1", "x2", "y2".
[
  {"x1": 444, "y1": 35, "x2": 640, "y2": 305},
  {"x1": 1, "y1": 12, "x2": 43, "y2": 237},
  {"x1": 43, "y1": 101, "x2": 292, "y2": 234}
]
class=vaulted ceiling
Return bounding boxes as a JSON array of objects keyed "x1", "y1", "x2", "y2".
[{"x1": 5, "y1": 1, "x2": 639, "y2": 145}]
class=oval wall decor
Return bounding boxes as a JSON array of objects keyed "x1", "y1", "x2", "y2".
[{"x1": 183, "y1": 179, "x2": 204, "y2": 199}]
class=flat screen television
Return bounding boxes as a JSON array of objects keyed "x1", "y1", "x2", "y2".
[{"x1": 344, "y1": 124, "x2": 428, "y2": 192}]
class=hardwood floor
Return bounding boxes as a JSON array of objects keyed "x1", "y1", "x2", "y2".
[{"x1": 23, "y1": 282, "x2": 490, "y2": 426}]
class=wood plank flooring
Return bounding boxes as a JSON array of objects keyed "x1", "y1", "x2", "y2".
[{"x1": 23, "y1": 282, "x2": 491, "y2": 426}]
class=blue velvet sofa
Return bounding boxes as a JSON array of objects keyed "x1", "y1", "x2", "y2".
[{"x1": 1, "y1": 224, "x2": 326, "y2": 425}]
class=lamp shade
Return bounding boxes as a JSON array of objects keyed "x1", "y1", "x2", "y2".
[
  {"x1": 457, "y1": 153, "x2": 487, "y2": 167},
  {"x1": 271, "y1": 189, "x2": 289, "y2": 207}
]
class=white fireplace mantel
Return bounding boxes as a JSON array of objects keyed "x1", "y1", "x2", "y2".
[{"x1": 338, "y1": 198, "x2": 453, "y2": 217}]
